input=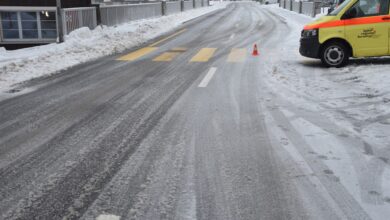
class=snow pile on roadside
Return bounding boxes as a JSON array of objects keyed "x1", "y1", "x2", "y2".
[{"x1": 0, "y1": 2, "x2": 228, "y2": 93}]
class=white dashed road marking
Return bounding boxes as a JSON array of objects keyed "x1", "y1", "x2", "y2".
[
  {"x1": 96, "y1": 214, "x2": 120, "y2": 220},
  {"x1": 198, "y1": 67, "x2": 217, "y2": 88}
]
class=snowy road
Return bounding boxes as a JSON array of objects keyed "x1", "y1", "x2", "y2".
[{"x1": 1, "y1": 2, "x2": 390, "y2": 220}]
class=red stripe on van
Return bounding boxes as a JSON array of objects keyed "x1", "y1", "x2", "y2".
[{"x1": 304, "y1": 15, "x2": 390, "y2": 30}]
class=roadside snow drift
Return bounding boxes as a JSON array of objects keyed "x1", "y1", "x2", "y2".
[{"x1": 0, "y1": 2, "x2": 228, "y2": 94}]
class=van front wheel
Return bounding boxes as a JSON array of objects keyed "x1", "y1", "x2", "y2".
[{"x1": 320, "y1": 42, "x2": 349, "y2": 67}]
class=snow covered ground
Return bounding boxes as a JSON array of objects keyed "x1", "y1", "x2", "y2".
[
  {"x1": 0, "y1": 1, "x2": 228, "y2": 95},
  {"x1": 262, "y1": 5, "x2": 390, "y2": 219},
  {"x1": 0, "y1": 2, "x2": 389, "y2": 219}
]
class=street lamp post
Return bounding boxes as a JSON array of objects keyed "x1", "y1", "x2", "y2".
[{"x1": 56, "y1": 0, "x2": 64, "y2": 43}]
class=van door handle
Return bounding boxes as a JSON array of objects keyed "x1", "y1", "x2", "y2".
[{"x1": 382, "y1": 17, "x2": 390, "y2": 20}]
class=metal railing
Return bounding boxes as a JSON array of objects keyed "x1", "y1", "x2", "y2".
[
  {"x1": 194, "y1": 0, "x2": 203, "y2": 8},
  {"x1": 280, "y1": 0, "x2": 286, "y2": 8},
  {"x1": 302, "y1": 1, "x2": 321, "y2": 17},
  {"x1": 62, "y1": 7, "x2": 97, "y2": 35},
  {"x1": 286, "y1": 0, "x2": 292, "y2": 11},
  {"x1": 184, "y1": 1, "x2": 194, "y2": 10},
  {"x1": 292, "y1": 1, "x2": 301, "y2": 13},
  {"x1": 280, "y1": 0, "x2": 321, "y2": 17},
  {"x1": 100, "y1": 3, "x2": 162, "y2": 27},
  {"x1": 166, "y1": 1, "x2": 181, "y2": 15}
]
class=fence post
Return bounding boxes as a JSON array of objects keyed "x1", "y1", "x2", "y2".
[
  {"x1": 56, "y1": 0, "x2": 64, "y2": 43},
  {"x1": 299, "y1": 1, "x2": 302, "y2": 13},
  {"x1": 315, "y1": 2, "x2": 321, "y2": 17},
  {"x1": 92, "y1": 8, "x2": 97, "y2": 28},
  {"x1": 193, "y1": 0, "x2": 196, "y2": 8},
  {"x1": 312, "y1": 2, "x2": 315, "y2": 17},
  {"x1": 61, "y1": 10, "x2": 67, "y2": 37},
  {"x1": 290, "y1": 0, "x2": 293, "y2": 11},
  {"x1": 162, "y1": 1, "x2": 167, "y2": 15},
  {"x1": 92, "y1": 4, "x2": 101, "y2": 25},
  {"x1": 181, "y1": 0, "x2": 185, "y2": 11}
]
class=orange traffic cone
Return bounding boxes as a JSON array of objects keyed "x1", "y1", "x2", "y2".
[{"x1": 252, "y1": 44, "x2": 259, "y2": 56}]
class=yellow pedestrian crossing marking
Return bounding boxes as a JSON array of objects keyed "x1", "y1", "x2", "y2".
[
  {"x1": 117, "y1": 47, "x2": 250, "y2": 63},
  {"x1": 227, "y1": 48, "x2": 247, "y2": 63},
  {"x1": 153, "y1": 52, "x2": 181, "y2": 62},
  {"x1": 117, "y1": 47, "x2": 157, "y2": 61},
  {"x1": 171, "y1": 47, "x2": 187, "y2": 52},
  {"x1": 190, "y1": 48, "x2": 217, "y2": 62}
]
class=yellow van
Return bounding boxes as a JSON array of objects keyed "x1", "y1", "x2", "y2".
[{"x1": 300, "y1": 0, "x2": 390, "y2": 67}]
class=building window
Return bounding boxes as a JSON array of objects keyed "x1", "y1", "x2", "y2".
[
  {"x1": 1, "y1": 12, "x2": 20, "y2": 39},
  {"x1": 40, "y1": 11, "x2": 57, "y2": 39},
  {"x1": 21, "y1": 12, "x2": 38, "y2": 39},
  {"x1": 1, "y1": 11, "x2": 57, "y2": 41}
]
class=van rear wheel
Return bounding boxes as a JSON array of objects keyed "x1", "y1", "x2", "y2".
[{"x1": 320, "y1": 42, "x2": 349, "y2": 68}]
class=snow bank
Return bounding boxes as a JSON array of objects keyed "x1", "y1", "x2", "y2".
[{"x1": 0, "y1": 2, "x2": 228, "y2": 93}]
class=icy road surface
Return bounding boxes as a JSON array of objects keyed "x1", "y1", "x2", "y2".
[{"x1": 1, "y1": 2, "x2": 390, "y2": 220}]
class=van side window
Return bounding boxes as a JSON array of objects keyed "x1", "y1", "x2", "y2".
[{"x1": 347, "y1": 0, "x2": 390, "y2": 17}]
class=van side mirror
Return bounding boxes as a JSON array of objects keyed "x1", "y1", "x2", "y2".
[{"x1": 342, "y1": 7, "x2": 357, "y2": 19}]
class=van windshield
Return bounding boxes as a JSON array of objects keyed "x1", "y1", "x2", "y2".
[{"x1": 328, "y1": 0, "x2": 353, "y2": 15}]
